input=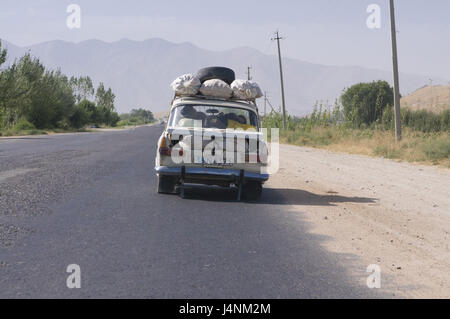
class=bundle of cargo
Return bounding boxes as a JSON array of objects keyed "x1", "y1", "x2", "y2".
[
  {"x1": 230, "y1": 79, "x2": 263, "y2": 100},
  {"x1": 199, "y1": 79, "x2": 233, "y2": 99},
  {"x1": 170, "y1": 74, "x2": 201, "y2": 96},
  {"x1": 170, "y1": 67, "x2": 263, "y2": 101}
]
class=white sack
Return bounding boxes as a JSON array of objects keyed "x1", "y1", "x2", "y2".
[
  {"x1": 231, "y1": 80, "x2": 263, "y2": 100},
  {"x1": 171, "y1": 74, "x2": 201, "y2": 96},
  {"x1": 199, "y1": 79, "x2": 233, "y2": 99}
]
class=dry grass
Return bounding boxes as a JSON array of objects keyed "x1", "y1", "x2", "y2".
[
  {"x1": 0, "y1": 129, "x2": 47, "y2": 137},
  {"x1": 0, "y1": 128, "x2": 89, "y2": 137},
  {"x1": 282, "y1": 127, "x2": 450, "y2": 168}
]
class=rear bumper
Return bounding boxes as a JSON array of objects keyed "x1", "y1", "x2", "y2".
[{"x1": 155, "y1": 166, "x2": 269, "y2": 182}]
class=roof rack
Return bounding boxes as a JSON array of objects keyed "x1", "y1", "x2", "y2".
[{"x1": 172, "y1": 94, "x2": 257, "y2": 107}]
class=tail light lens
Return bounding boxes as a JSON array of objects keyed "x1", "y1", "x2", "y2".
[
  {"x1": 159, "y1": 137, "x2": 172, "y2": 156},
  {"x1": 245, "y1": 140, "x2": 267, "y2": 164},
  {"x1": 245, "y1": 139, "x2": 268, "y2": 164},
  {"x1": 248, "y1": 153, "x2": 265, "y2": 163}
]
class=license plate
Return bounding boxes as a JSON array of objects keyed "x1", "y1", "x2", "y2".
[{"x1": 195, "y1": 155, "x2": 231, "y2": 168}]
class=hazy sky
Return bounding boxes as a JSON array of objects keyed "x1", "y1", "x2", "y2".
[{"x1": 1, "y1": 0, "x2": 449, "y2": 80}]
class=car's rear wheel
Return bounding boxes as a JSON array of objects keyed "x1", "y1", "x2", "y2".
[
  {"x1": 157, "y1": 175, "x2": 177, "y2": 194},
  {"x1": 242, "y1": 181, "x2": 263, "y2": 201}
]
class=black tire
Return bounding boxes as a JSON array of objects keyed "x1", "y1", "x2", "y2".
[
  {"x1": 157, "y1": 175, "x2": 177, "y2": 194},
  {"x1": 197, "y1": 67, "x2": 236, "y2": 85},
  {"x1": 242, "y1": 181, "x2": 263, "y2": 201}
]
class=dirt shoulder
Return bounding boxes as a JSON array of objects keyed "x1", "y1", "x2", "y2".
[
  {"x1": 267, "y1": 144, "x2": 450, "y2": 298},
  {"x1": 90, "y1": 123, "x2": 158, "y2": 132}
]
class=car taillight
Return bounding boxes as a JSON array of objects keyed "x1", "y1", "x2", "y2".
[
  {"x1": 257, "y1": 154, "x2": 267, "y2": 164},
  {"x1": 159, "y1": 137, "x2": 172, "y2": 156},
  {"x1": 247, "y1": 153, "x2": 265, "y2": 163},
  {"x1": 245, "y1": 139, "x2": 267, "y2": 164},
  {"x1": 160, "y1": 148, "x2": 172, "y2": 156}
]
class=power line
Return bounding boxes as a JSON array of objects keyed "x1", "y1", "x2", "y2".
[
  {"x1": 389, "y1": 0, "x2": 402, "y2": 142},
  {"x1": 263, "y1": 91, "x2": 276, "y2": 114},
  {"x1": 271, "y1": 31, "x2": 287, "y2": 129}
]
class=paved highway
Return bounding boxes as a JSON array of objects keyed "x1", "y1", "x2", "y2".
[{"x1": 0, "y1": 125, "x2": 379, "y2": 298}]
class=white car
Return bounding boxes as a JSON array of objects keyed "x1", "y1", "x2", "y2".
[{"x1": 155, "y1": 96, "x2": 269, "y2": 200}]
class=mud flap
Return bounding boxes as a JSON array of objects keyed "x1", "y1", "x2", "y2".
[
  {"x1": 180, "y1": 166, "x2": 186, "y2": 199},
  {"x1": 237, "y1": 170, "x2": 244, "y2": 201}
]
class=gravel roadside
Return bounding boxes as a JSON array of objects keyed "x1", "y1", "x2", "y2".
[{"x1": 268, "y1": 144, "x2": 450, "y2": 298}]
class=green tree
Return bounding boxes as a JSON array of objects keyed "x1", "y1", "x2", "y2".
[
  {"x1": 78, "y1": 99, "x2": 97, "y2": 120},
  {"x1": 130, "y1": 108, "x2": 154, "y2": 122},
  {"x1": 109, "y1": 111, "x2": 120, "y2": 127},
  {"x1": 0, "y1": 54, "x2": 46, "y2": 127},
  {"x1": 26, "y1": 69, "x2": 75, "y2": 129},
  {"x1": 341, "y1": 81, "x2": 394, "y2": 127},
  {"x1": 96, "y1": 82, "x2": 116, "y2": 111},
  {"x1": 119, "y1": 108, "x2": 155, "y2": 126},
  {"x1": 70, "y1": 76, "x2": 94, "y2": 103},
  {"x1": 0, "y1": 41, "x2": 9, "y2": 127},
  {"x1": 70, "y1": 99, "x2": 96, "y2": 128},
  {"x1": 0, "y1": 45, "x2": 117, "y2": 131},
  {"x1": 0, "y1": 40, "x2": 7, "y2": 67}
]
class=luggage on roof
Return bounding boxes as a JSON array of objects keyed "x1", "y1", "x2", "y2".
[
  {"x1": 170, "y1": 67, "x2": 263, "y2": 102},
  {"x1": 170, "y1": 74, "x2": 201, "y2": 96}
]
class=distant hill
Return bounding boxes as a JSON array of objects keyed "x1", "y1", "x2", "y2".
[
  {"x1": 1, "y1": 38, "x2": 446, "y2": 115},
  {"x1": 401, "y1": 85, "x2": 450, "y2": 113}
]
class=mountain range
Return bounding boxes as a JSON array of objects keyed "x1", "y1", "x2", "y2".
[{"x1": 1, "y1": 38, "x2": 445, "y2": 115}]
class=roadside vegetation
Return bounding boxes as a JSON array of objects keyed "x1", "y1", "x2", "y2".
[
  {"x1": 117, "y1": 108, "x2": 155, "y2": 127},
  {"x1": 0, "y1": 40, "x2": 120, "y2": 137},
  {"x1": 263, "y1": 80, "x2": 450, "y2": 167}
]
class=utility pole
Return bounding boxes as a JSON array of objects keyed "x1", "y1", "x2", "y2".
[
  {"x1": 389, "y1": 0, "x2": 402, "y2": 142},
  {"x1": 264, "y1": 92, "x2": 276, "y2": 114},
  {"x1": 264, "y1": 91, "x2": 267, "y2": 116},
  {"x1": 247, "y1": 66, "x2": 252, "y2": 81},
  {"x1": 272, "y1": 31, "x2": 287, "y2": 129}
]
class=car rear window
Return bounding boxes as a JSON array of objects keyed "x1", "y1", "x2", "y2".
[{"x1": 169, "y1": 104, "x2": 258, "y2": 130}]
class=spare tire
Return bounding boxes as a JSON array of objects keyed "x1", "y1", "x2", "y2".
[{"x1": 197, "y1": 67, "x2": 236, "y2": 85}]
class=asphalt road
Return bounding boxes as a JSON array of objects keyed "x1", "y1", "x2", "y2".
[{"x1": 0, "y1": 125, "x2": 380, "y2": 298}]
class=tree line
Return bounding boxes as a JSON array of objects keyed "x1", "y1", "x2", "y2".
[
  {"x1": 118, "y1": 108, "x2": 155, "y2": 126},
  {"x1": 0, "y1": 40, "x2": 120, "y2": 132},
  {"x1": 264, "y1": 80, "x2": 449, "y2": 133},
  {"x1": 340, "y1": 81, "x2": 449, "y2": 132}
]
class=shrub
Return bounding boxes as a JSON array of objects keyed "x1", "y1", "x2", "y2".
[
  {"x1": 14, "y1": 118, "x2": 36, "y2": 130},
  {"x1": 380, "y1": 107, "x2": 449, "y2": 133},
  {"x1": 420, "y1": 137, "x2": 450, "y2": 162},
  {"x1": 341, "y1": 81, "x2": 394, "y2": 128},
  {"x1": 56, "y1": 119, "x2": 71, "y2": 130}
]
